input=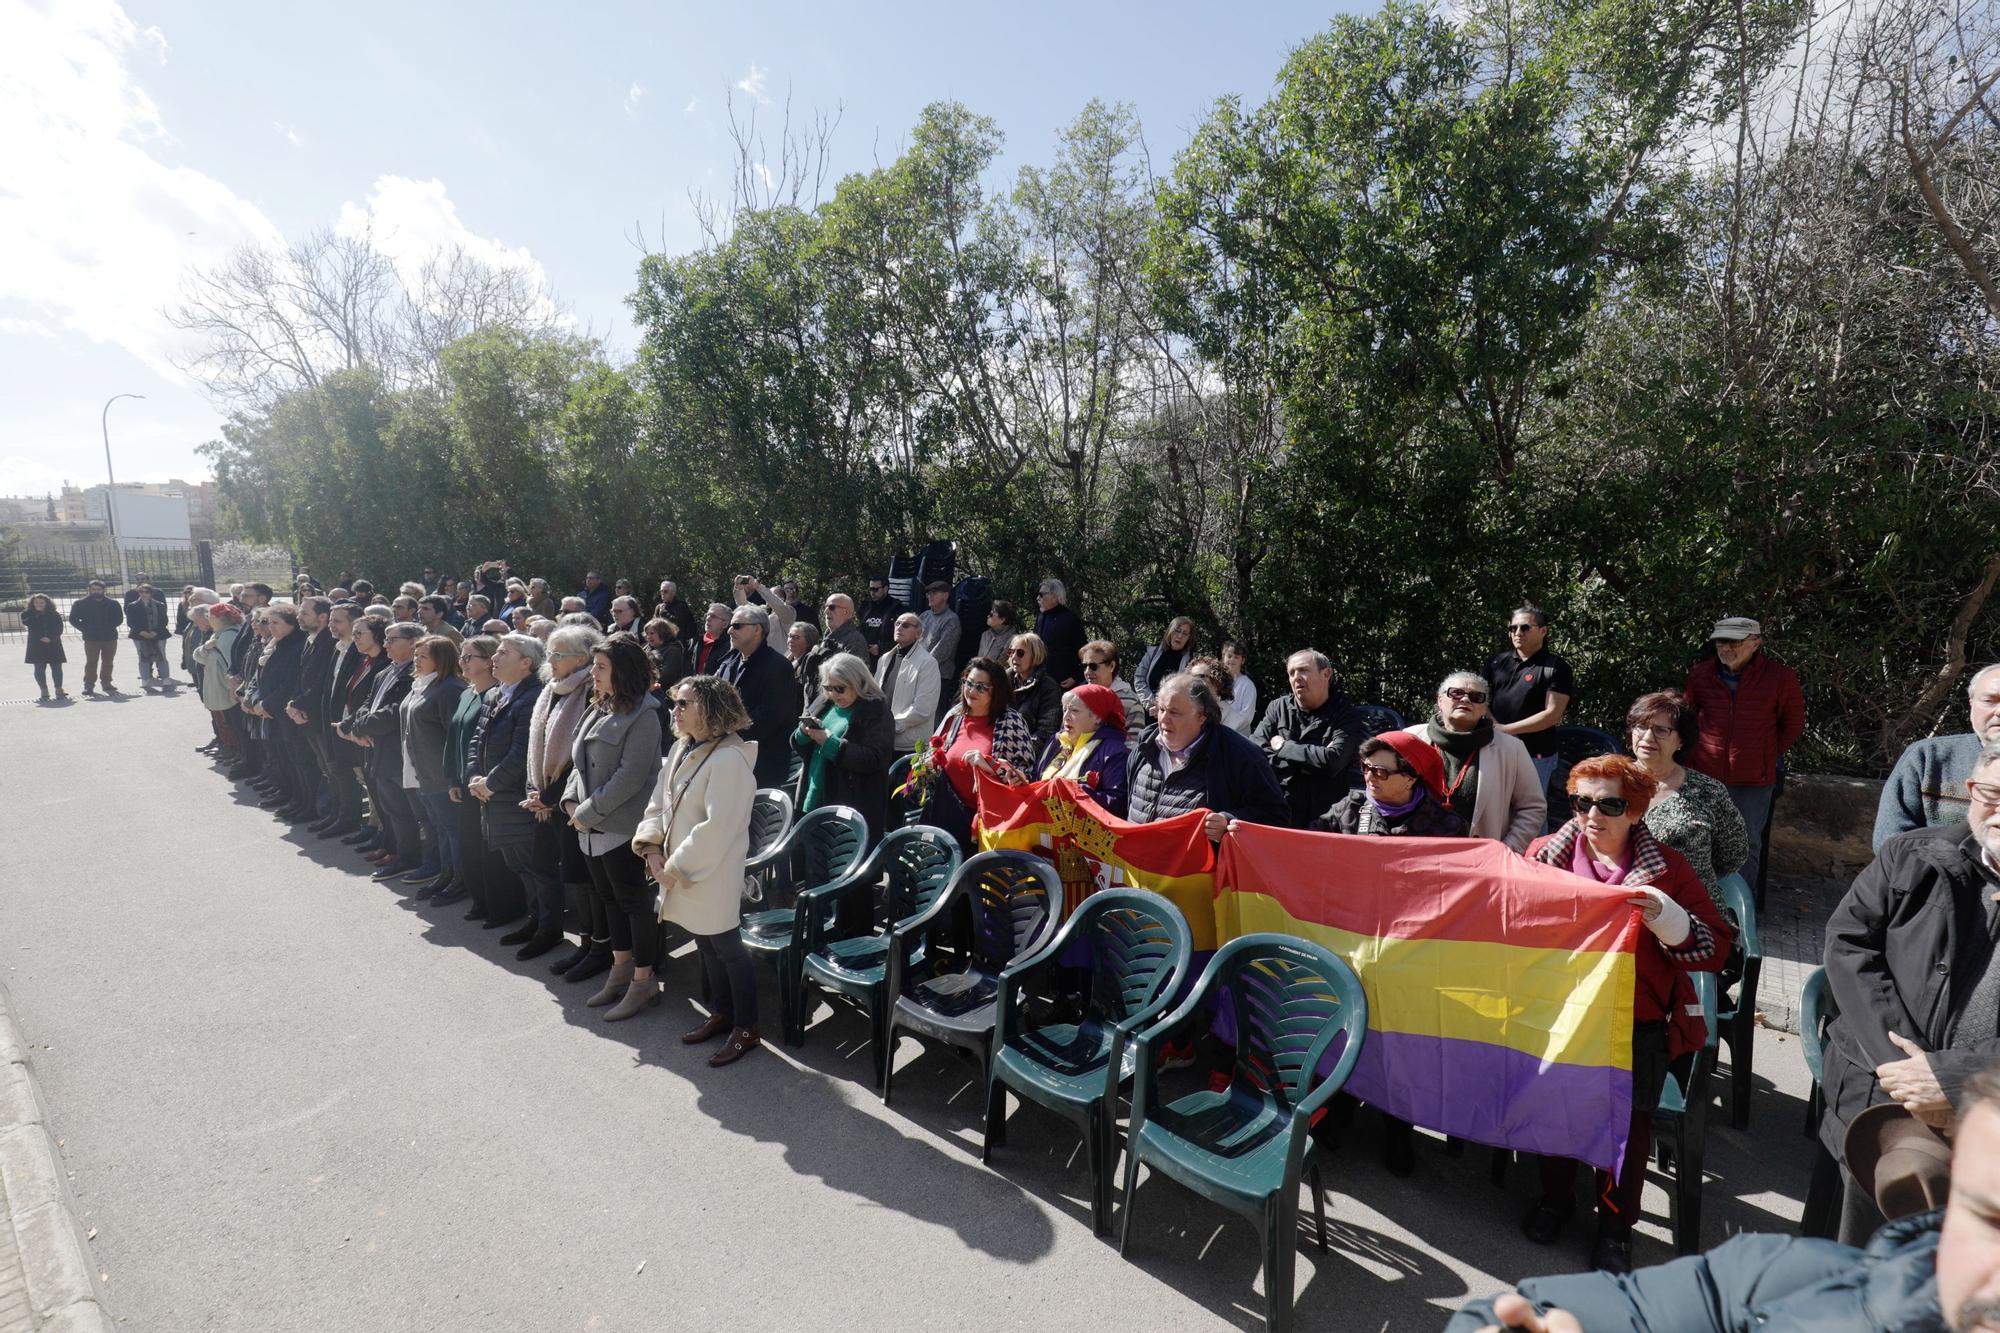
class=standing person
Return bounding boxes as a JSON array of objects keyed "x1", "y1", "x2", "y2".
[
  {"x1": 190, "y1": 601, "x2": 243, "y2": 757},
  {"x1": 1421, "y1": 671, "x2": 1548, "y2": 852},
  {"x1": 1523, "y1": 756, "x2": 1732, "y2": 1272},
  {"x1": 1130, "y1": 673, "x2": 1289, "y2": 837},
  {"x1": 68, "y1": 579, "x2": 123, "y2": 695},
  {"x1": 785, "y1": 622, "x2": 820, "y2": 710},
  {"x1": 1005, "y1": 632, "x2": 1063, "y2": 755},
  {"x1": 561, "y1": 635, "x2": 665, "y2": 1017},
  {"x1": 857, "y1": 575, "x2": 905, "y2": 665},
  {"x1": 1683, "y1": 615, "x2": 1806, "y2": 893},
  {"x1": 779, "y1": 580, "x2": 812, "y2": 629},
  {"x1": 178, "y1": 585, "x2": 208, "y2": 688},
  {"x1": 1219, "y1": 640, "x2": 1257, "y2": 735},
  {"x1": 1874, "y1": 662, "x2": 2000, "y2": 849},
  {"x1": 877, "y1": 612, "x2": 942, "y2": 754},
  {"x1": 641, "y1": 618, "x2": 688, "y2": 694},
  {"x1": 634, "y1": 675, "x2": 763, "y2": 1064},
  {"x1": 1253, "y1": 649, "x2": 1367, "y2": 829},
  {"x1": 715, "y1": 605, "x2": 803, "y2": 791},
  {"x1": 1034, "y1": 579, "x2": 1087, "y2": 690},
  {"x1": 344, "y1": 622, "x2": 423, "y2": 879},
  {"x1": 925, "y1": 657, "x2": 1037, "y2": 847},
  {"x1": 311, "y1": 604, "x2": 364, "y2": 837},
  {"x1": 417, "y1": 596, "x2": 463, "y2": 646},
  {"x1": 731, "y1": 574, "x2": 794, "y2": 638},
  {"x1": 1483, "y1": 602, "x2": 1576, "y2": 790},
  {"x1": 576, "y1": 570, "x2": 612, "y2": 624},
  {"x1": 446, "y1": 636, "x2": 501, "y2": 919},
  {"x1": 794, "y1": 653, "x2": 896, "y2": 848},
  {"x1": 471, "y1": 635, "x2": 552, "y2": 953},
  {"x1": 22, "y1": 593, "x2": 67, "y2": 702},
  {"x1": 126, "y1": 584, "x2": 173, "y2": 690},
  {"x1": 607, "y1": 595, "x2": 643, "y2": 637},
  {"x1": 247, "y1": 603, "x2": 309, "y2": 818},
  {"x1": 690, "y1": 603, "x2": 732, "y2": 676},
  {"x1": 332, "y1": 616, "x2": 389, "y2": 848},
  {"x1": 1133, "y1": 617, "x2": 1196, "y2": 720},
  {"x1": 285, "y1": 597, "x2": 339, "y2": 826},
  {"x1": 527, "y1": 624, "x2": 607, "y2": 979},
  {"x1": 399, "y1": 636, "x2": 469, "y2": 899},
  {"x1": 1080, "y1": 639, "x2": 1143, "y2": 724},
  {"x1": 980, "y1": 600, "x2": 1023, "y2": 665},
  {"x1": 652, "y1": 580, "x2": 696, "y2": 646},
  {"x1": 918, "y1": 581, "x2": 960, "y2": 678},
  {"x1": 1625, "y1": 689, "x2": 1748, "y2": 905},
  {"x1": 804, "y1": 594, "x2": 868, "y2": 709}
]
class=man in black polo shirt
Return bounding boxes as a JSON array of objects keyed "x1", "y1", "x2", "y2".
[{"x1": 1482, "y1": 601, "x2": 1575, "y2": 790}]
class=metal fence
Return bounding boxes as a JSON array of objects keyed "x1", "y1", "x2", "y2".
[{"x1": 0, "y1": 532, "x2": 296, "y2": 639}]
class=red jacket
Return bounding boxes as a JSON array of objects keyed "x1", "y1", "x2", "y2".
[
  {"x1": 1527, "y1": 823, "x2": 1733, "y2": 1058},
  {"x1": 1682, "y1": 651, "x2": 1804, "y2": 787}
]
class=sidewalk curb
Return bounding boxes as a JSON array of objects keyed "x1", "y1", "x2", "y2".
[{"x1": 0, "y1": 983, "x2": 112, "y2": 1333}]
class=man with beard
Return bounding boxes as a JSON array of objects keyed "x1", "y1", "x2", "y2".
[
  {"x1": 1449, "y1": 1058, "x2": 2000, "y2": 1332},
  {"x1": 1877, "y1": 664, "x2": 2000, "y2": 850},
  {"x1": 1820, "y1": 741, "x2": 2000, "y2": 1244}
]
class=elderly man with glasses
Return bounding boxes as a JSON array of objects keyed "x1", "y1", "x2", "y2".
[
  {"x1": 1875, "y1": 663, "x2": 2000, "y2": 851},
  {"x1": 1420, "y1": 670, "x2": 1547, "y2": 852},
  {"x1": 713, "y1": 605, "x2": 801, "y2": 790}
]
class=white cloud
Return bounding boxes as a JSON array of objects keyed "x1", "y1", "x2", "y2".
[
  {"x1": 735, "y1": 63, "x2": 770, "y2": 104},
  {"x1": 0, "y1": 1, "x2": 282, "y2": 378},
  {"x1": 272, "y1": 120, "x2": 302, "y2": 147},
  {"x1": 333, "y1": 175, "x2": 570, "y2": 326},
  {"x1": 624, "y1": 81, "x2": 644, "y2": 117},
  {"x1": 752, "y1": 161, "x2": 775, "y2": 192},
  {"x1": 139, "y1": 22, "x2": 166, "y2": 63}
]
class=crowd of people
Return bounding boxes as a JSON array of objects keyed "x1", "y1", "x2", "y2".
[{"x1": 20, "y1": 558, "x2": 2000, "y2": 1325}]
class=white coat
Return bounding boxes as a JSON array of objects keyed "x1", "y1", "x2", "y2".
[{"x1": 631, "y1": 734, "x2": 758, "y2": 936}]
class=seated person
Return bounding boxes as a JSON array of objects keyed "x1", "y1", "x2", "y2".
[
  {"x1": 1312, "y1": 732, "x2": 1468, "y2": 837},
  {"x1": 1028, "y1": 684, "x2": 1130, "y2": 818}
]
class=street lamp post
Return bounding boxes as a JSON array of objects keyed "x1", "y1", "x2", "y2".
[{"x1": 101, "y1": 393, "x2": 145, "y2": 591}]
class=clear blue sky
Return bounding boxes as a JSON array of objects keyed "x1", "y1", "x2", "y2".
[{"x1": 0, "y1": 0, "x2": 1363, "y2": 496}]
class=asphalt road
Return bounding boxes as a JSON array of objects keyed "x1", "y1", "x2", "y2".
[{"x1": 0, "y1": 654, "x2": 1821, "y2": 1331}]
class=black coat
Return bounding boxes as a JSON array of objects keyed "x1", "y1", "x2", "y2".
[
  {"x1": 125, "y1": 597, "x2": 170, "y2": 642},
  {"x1": 292, "y1": 631, "x2": 339, "y2": 727},
  {"x1": 1011, "y1": 673, "x2": 1063, "y2": 756},
  {"x1": 717, "y1": 643, "x2": 802, "y2": 790},
  {"x1": 1253, "y1": 691, "x2": 1367, "y2": 829},
  {"x1": 332, "y1": 650, "x2": 384, "y2": 764},
  {"x1": 793, "y1": 693, "x2": 895, "y2": 841},
  {"x1": 67, "y1": 593, "x2": 123, "y2": 640},
  {"x1": 227, "y1": 609, "x2": 259, "y2": 676},
  {"x1": 471, "y1": 676, "x2": 544, "y2": 849},
  {"x1": 1127, "y1": 721, "x2": 1290, "y2": 828},
  {"x1": 22, "y1": 606, "x2": 65, "y2": 665},
  {"x1": 1311, "y1": 789, "x2": 1467, "y2": 837},
  {"x1": 1821, "y1": 822, "x2": 2000, "y2": 1163},
  {"x1": 248, "y1": 631, "x2": 305, "y2": 719},
  {"x1": 347, "y1": 659, "x2": 415, "y2": 778},
  {"x1": 1035, "y1": 604, "x2": 1087, "y2": 687},
  {"x1": 858, "y1": 595, "x2": 906, "y2": 661},
  {"x1": 654, "y1": 598, "x2": 697, "y2": 648}
]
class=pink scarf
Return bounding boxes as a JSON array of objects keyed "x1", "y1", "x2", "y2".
[{"x1": 1569, "y1": 833, "x2": 1634, "y2": 885}]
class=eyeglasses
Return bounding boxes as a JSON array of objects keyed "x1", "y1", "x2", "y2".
[
  {"x1": 1361, "y1": 762, "x2": 1407, "y2": 781},
  {"x1": 1571, "y1": 795, "x2": 1631, "y2": 817},
  {"x1": 1443, "y1": 688, "x2": 1489, "y2": 704},
  {"x1": 1508, "y1": 624, "x2": 1537, "y2": 634},
  {"x1": 728, "y1": 622, "x2": 756, "y2": 631},
  {"x1": 1968, "y1": 781, "x2": 2000, "y2": 804},
  {"x1": 1006, "y1": 648, "x2": 1029, "y2": 658},
  {"x1": 670, "y1": 698, "x2": 695, "y2": 711},
  {"x1": 825, "y1": 684, "x2": 853, "y2": 696},
  {"x1": 961, "y1": 679, "x2": 992, "y2": 694},
  {"x1": 1630, "y1": 723, "x2": 1676, "y2": 740},
  {"x1": 1081, "y1": 659, "x2": 1111, "y2": 670}
]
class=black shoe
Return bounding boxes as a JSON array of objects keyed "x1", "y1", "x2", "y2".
[
  {"x1": 563, "y1": 949, "x2": 612, "y2": 984},
  {"x1": 316, "y1": 822, "x2": 360, "y2": 840},
  {"x1": 499, "y1": 921, "x2": 539, "y2": 946},
  {"x1": 102, "y1": 684, "x2": 120, "y2": 695},
  {"x1": 196, "y1": 742, "x2": 218, "y2": 754},
  {"x1": 402, "y1": 866, "x2": 442, "y2": 885},
  {"x1": 431, "y1": 884, "x2": 467, "y2": 907},
  {"x1": 82, "y1": 685, "x2": 97, "y2": 696},
  {"x1": 280, "y1": 803, "x2": 314, "y2": 821},
  {"x1": 341, "y1": 829, "x2": 374, "y2": 846},
  {"x1": 412, "y1": 875, "x2": 450, "y2": 900},
  {"x1": 369, "y1": 862, "x2": 410, "y2": 881},
  {"x1": 1521, "y1": 1196, "x2": 1576, "y2": 1246},
  {"x1": 515, "y1": 930, "x2": 562, "y2": 960},
  {"x1": 1382, "y1": 1118, "x2": 1416, "y2": 1178},
  {"x1": 307, "y1": 815, "x2": 338, "y2": 833},
  {"x1": 1591, "y1": 1229, "x2": 1633, "y2": 1274},
  {"x1": 549, "y1": 940, "x2": 593, "y2": 975},
  {"x1": 483, "y1": 912, "x2": 522, "y2": 932},
  {"x1": 258, "y1": 794, "x2": 290, "y2": 810}
]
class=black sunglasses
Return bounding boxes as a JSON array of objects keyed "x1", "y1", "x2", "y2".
[
  {"x1": 1443, "y1": 687, "x2": 1489, "y2": 703},
  {"x1": 1508, "y1": 624, "x2": 1537, "y2": 634},
  {"x1": 1571, "y1": 796, "x2": 1631, "y2": 817}
]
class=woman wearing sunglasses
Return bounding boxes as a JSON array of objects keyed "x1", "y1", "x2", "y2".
[
  {"x1": 1421, "y1": 671, "x2": 1548, "y2": 851},
  {"x1": 792, "y1": 651, "x2": 896, "y2": 850},
  {"x1": 1311, "y1": 732, "x2": 1467, "y2": 838},
  {"x1": 1521, "y1": 754, "x2": 1734, "y2": 1273},
  {"x1": 922, "y1": 655, "x2": 1036, "y2": 848}
]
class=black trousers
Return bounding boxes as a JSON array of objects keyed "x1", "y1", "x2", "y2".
[
  {"x1": 696, "y1": 930, "x2": 758, "y2": 1027},
  {"x1": 585, "y1": 843, "x2": 658, "y2": 967}
]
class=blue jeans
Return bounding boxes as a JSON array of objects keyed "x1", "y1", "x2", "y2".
[
  {"x1": 32, "y1": 662, "x2": 63, "y2": 692},
  {"x1": 135, "y1": 638, "x2": 170, "y2": 682},
  {"x1": 1726, "y1": 784, "x2": 1777, "y2": 889},
  {"x1": 414, "y1": 791, "x2": 457, "y2": 877}
]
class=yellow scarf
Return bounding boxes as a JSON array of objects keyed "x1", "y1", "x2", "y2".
[{"x1": 1040, "y1": 730, "x2": 1100, "y2": 782}]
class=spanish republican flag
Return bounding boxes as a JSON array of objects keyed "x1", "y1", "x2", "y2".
[
  {"x1": 1218, "y1": 823, "x2": 1641, "y2": 1174},
  {"x1": 974, "y1": 775, "x2": 1219, "y2": 949}
]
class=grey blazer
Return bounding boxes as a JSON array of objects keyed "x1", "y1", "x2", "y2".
[
  {"x1": 399, "y1": 674, "x2": 467, "y2": 793},
  {"x1": 561, "y1": 693, "x2": 665, "y2": 842}
]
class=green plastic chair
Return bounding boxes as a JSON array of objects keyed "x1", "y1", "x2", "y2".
[
  {"x1": 1713, "y1": 872, "x2": 1762, "y2": 1129},
  {"x1": 1119, "y1": 934, "x2": 1368, "y2": 1333},
  {"x1": 739, "y1": 805, "x2": 869, "y2": 1046},
  {"x1": 1651, "y1": 971, "x2": 1720, "y2": 1255},
  {"x1": 796, "y1": 825, "x2": 964, "y2": 1086},
  {"x1": 1801, "y1": 965, "x2": 1837, "y2": 1138},
  {"x1": 880, "y1": 851, "x2": 1062, "y2": 1108},
  {"x1": 984, "y1": 889, "x2": 1193, "y2": 1234}
]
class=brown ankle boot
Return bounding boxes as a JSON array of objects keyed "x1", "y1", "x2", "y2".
[
  {"x1": 586, "y1": 959, "x2": 635, "y2": 1008},
  {"x1": 708, "y1": 1025, "x2": 761, "y2": 1066}
]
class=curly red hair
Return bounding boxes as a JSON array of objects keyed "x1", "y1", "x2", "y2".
[{"x1": 1566, "y1": 754, "x2": 1660, "y2": 817}]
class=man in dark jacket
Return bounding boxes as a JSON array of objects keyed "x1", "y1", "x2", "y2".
[
  {"x1": 1252, "y1": 648, "x2": 1366, "y2": 828},
  {"x1": 344, "y1": 623, "x2": 423, "y2": 878},
  {"x1": 126, "y1": 583, "x2": 173, "y2": 690},
  {"x1": 802, "y1": 594, "x2": 870, "y2": 711},
  {"x1": 68, "y1": 579, "x2": 124, "y2": 694},
  {"x1": 1034, "y1": 578, "x2": 1087, "y2": 689},
  {"x1": 715, "y1": 606, "x2": 802, "y2": 791},
  {"x1": 285, "y1": 597, "x2": 340, "y2": 827},
  {"x1": 1449, "y1": 1059, "x2": 2000, "y2": 1333},
  {"x1": 1128, "y1": 673, "x2": 1288, "y2": 838},
  {"x1": 653, "y1": 580, "x2": 697, "y2": 648},
  {"x1": 246, "y1": 604, "x2": 309, "y2": 817},
  {"x1": 1684, "y1": 615, "x2": 1806, "y2": 892},
  {"x1": 578, "y1": 570, "x2": 612, "y2": 624},
  {"x1": 227, "y1": 584, "x2": 271, "y2": 680},
  {"x1": 1821, "y1": 755, "x2": 2000, "y2": 1244},
  {"x1": 857, "y1": 576, "x2": 905, "y2": 665}
]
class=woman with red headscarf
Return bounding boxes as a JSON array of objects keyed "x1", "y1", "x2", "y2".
[
  {"x1": 1024, "y1": 683, "x2": 1130, "y2": 817},
  {"x1": 1312, "y1": 731, "x2": 1468, "y2": 836}
]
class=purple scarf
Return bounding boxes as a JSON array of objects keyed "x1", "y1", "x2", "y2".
[{"x1": 1370, "y1": 782, "x2": 1428, "y2": 820}]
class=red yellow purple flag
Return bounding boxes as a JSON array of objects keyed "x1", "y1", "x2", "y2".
[
  {"x1": 1217, "y1": 823, "x2": 1642, "y2": 1173},
  {"x1": 974, "y1": 775, "x2": 1219, "y2": 949}
]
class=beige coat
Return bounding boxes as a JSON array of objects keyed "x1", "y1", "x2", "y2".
[
  {"x1": 1463, "y1": 726, "x2": 1549, "y2": 852},
  {"x1": 631, "y1": 734, "x2": 758, "y2": 936}
]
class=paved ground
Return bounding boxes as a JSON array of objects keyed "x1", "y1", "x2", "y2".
[{"x1": 0, "y1": 657, "x2": 1825, "y2": 1332}]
